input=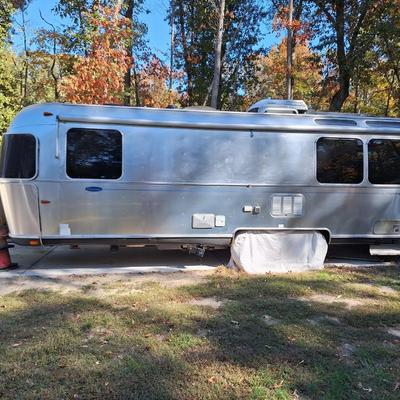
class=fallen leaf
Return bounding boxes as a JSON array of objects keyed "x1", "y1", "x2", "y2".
[
  {"x1": 11, "y1": 343, "x2": 22, "y2": 347},
  {"x1": 358, "y1": 382, "x2": 372, "y2": 392},
  {"x1": 273, "y1": 380, "x2": 284, "y2": 389}
]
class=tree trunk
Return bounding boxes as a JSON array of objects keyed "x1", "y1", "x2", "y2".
[
  {"x1": 177, "y1": 0, "x2": 193, "y2": 103},
  {"x1": 132, "y1": 59, "x2": 141, "y2": 106},
  {"x1": 329, "y1": 0, "x2": 349, "y2": 111},
  {"x1": 21, "y1": 8, "x2": 28, "y2": 106},
  {"x1": 353, "y1": 80, "x2": 359, "y2": 113},
  {"x1": 39, "y1": 10, "x2": 59, "y2": 100},
  {"x1": 123, "y1": 0, "x2": 134, "y2": 106},
  {"x1": 329, "y1": 73, "x2": 350, "y2": 111},
  {"x1": 290, "y1": 0, "x2": 303, "y2": 98},
  {"x1": 210, "y1": 0, "x2": 225, "y2": 109},
  {"x1": 286, "y1": 0, "x2": 293, "y2": 100},
  {"x1": 385, "y1": 91, "x2": 391, "y2": 117}
]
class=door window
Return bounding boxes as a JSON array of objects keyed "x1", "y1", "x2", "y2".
[{"x1": 66, "y1": 128, "x2": 122, "y2": 179}]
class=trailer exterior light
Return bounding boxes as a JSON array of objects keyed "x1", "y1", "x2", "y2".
[{"x1": 29, "y1": 240, "x2": 40, "y2": 246}]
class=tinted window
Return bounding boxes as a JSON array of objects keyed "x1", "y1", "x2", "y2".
[
  {"x1": 0, "y1": 134, "x2": 36, "y2": 179},
  {"x1": 317, "y1": 137, "x2": 363, "y2": 184},
  {"x1": 67, "y1": 128, "x2": 122, "y2": 179},
  {"x1": 368, "y1": 139, "x2": 400, "y2": 184}
]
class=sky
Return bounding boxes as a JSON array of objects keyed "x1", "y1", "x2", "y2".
[{"x1": 12, "y1": 0, "x2": 279, "y2": 59}]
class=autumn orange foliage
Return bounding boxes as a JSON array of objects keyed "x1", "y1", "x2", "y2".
[
  {"x1": 273, "y1": 6, "x2": 310, "y2": 44},
  {"x1": 138, "y1": 56, "x2": 184, "y2": 108},
  {"x1": 61, "y1": 5, "x2": 131, "y2": 104},
  {"x1": 245, "y1": 40, "x2": 323, "y2": 109}
]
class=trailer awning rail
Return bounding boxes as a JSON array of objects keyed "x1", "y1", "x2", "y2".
[{"x1": 57, "y1": 114, "x2": 400, "y2": 135}]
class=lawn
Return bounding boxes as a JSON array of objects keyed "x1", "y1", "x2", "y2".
[{"x1": 0, "y1": 266, "x2": 399, "y2": 400}]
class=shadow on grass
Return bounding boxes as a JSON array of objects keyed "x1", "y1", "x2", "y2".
[{"x1": 0, "y1": 267, "x2": 399, "y2": 399}]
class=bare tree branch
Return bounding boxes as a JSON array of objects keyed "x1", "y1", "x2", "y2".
[{"x1": 39, "y1": 9, "x2": 59, "y2": 99}]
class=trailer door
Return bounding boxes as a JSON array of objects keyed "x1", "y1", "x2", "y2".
[{"x1": 38, "y1": 125, "x2": 128, "y2": 238}]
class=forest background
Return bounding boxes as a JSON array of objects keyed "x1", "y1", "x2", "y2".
[{"x1": 1, "y1": 0, "x2": 399, "y2": 134}]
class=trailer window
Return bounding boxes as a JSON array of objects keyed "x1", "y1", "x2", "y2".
[
  {"x1": 317, "y1": 138, "x2": 363, "y2": 184},
  {"x1": 0, "y1": 134, "x2": 36, "y2": 179},
  {"x1": 368, "y1": 139, "x2": 400, "y2": 184},
  {"x1": 67, "y1": 128, "x2": 122, "y2": 179}
]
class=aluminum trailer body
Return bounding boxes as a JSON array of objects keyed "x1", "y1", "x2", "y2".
[{"x1": 1, "y1": 102, "x2": 400, "y2": 249}]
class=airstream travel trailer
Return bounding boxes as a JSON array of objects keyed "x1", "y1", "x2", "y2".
[{"x1": 1, "y1": 100, "x2": 400, "y2": 257}]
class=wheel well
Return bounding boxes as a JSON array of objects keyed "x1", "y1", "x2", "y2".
[{"x1": 318, "y1": 230, "x2": 331, "y2": 244}]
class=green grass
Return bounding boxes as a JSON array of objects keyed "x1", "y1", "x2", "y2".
[{"x1": 0, "y1": 266, "x2": 399, "y2": 399}]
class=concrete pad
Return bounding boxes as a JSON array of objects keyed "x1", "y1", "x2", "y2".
[
  {"x1": 189, "y1": 297, "x2": 226, "y2": 309},
  {"x1": 324, "y1": 259, "x2": 396, "y2": 268},
  {"x1": 0, "y1": 245, "x2": 229, "y2": 278},
  {"x1": 325, "y1": 244, "x2": 397, "y2": 268},
  {"x1": 0, "y1": 244, "x2": 397, "y2": 280}
]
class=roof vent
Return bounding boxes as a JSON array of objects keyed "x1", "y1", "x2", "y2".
[{"x1": 248, "y1": 98, "x2": 308, "y2": 114}]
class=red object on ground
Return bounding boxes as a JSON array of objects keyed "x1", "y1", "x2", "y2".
[{"x1": 0, "y1": 225, "x2": 18, "y2": 271}]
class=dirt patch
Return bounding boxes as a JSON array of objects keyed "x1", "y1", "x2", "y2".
[
  {"x1": 306, "y1": 315, "x2": 341, "y2": 326},
  {"x1": 261, "y1": 315, "x2": 280, "y2": 326},
  {"x1": 337, "y1": 343, "x2": 356, "y2": 358},
  {"x1": 300, "y1": 294, "x2": 367, "y2": 310},
  {"x1": 378, "y1": 286, "x2": 398, "y2": 295},
  {"x1": 0, "y1": 270, "x2": 213, "y2": 296},
  {"x1": 189, "y1": 297, "x2": 226, "y2": 309},
  {"x1": 387, "y1": 327, "x2": 400, "y2": 338},
  {"x1": 148, "y1": 271, "x2": 212, "y2": 288},
  {"x1": 86, "y1": 326, "x2": 113, "y2": 340},
  {"x1": 345, "y1": 282, "x2": 399, "y2": 297}
]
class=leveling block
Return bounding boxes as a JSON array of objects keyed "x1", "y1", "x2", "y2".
[{"x1": 0, "y1": 225, "x2": 18, "y2": 271}]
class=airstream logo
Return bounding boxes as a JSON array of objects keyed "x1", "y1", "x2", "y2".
[{"x1": 85, "y1": 186, "x2": 103, "y2": 192}]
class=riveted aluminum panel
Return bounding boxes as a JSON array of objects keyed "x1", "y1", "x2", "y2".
[{"x1": 0, "y1": 183, "x2": 40, "y2": 236}]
